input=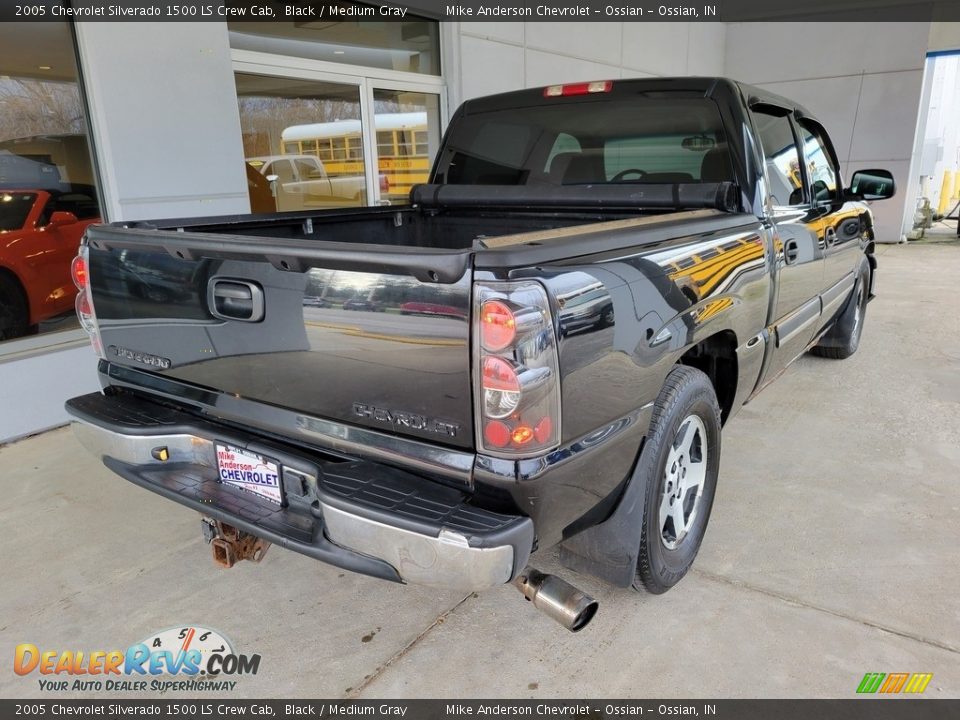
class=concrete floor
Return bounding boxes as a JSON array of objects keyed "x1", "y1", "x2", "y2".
[{"x1": 1, "y1": 243, "x2": 958, "y2": 699}]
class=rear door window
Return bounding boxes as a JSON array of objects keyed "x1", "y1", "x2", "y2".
[
  {"x1": 796, "y1": 122, "x2": 840, "y2": 203},
  {"x1": 750, "y1": 109, "x2": 805, "y2": 207},
  {"x1": 269, "y1": 159, "x2": 295, "y2": 183},
  {"x1": 294, "y1": 157, "x2": 322, "y2": 180}
]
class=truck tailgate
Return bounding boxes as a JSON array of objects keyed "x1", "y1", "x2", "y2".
[{"x1": 85, "y1": 226, "x2": 475, "y2": 450}]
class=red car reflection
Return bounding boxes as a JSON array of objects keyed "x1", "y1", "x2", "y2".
[
  {"x1": 0, "y1": 188, "x2": 100, "y2": 339},
  {"x1": 399, "y1": 301, "x2": 467, "y2": 320}
]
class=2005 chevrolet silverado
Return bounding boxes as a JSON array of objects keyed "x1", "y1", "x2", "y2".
[{"x1": 67, "y1": 78, "x2": 894, "y2": 631}]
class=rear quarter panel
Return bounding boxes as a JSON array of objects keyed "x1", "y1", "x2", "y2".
[
  {"x1": 541, "y1": 218, "x2": 770, "y2": 441},
  {"x1": 474, "y1": 216, "x2": 772, "y2": 547}
]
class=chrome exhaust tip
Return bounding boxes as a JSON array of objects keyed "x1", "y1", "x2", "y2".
[{"x1": 513, "y1": 566, "x2": 598, "y2": 632}]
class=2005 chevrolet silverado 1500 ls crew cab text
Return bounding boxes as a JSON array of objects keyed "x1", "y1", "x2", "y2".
[{"x1": 66, "y1": 78, "x2": 894, "y2": 631}]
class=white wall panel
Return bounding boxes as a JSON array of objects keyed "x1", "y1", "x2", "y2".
[
  {"x1": 621, "y1": 22, "x2": 692, "y2": 75},
  {"x1": 461, "y1": 22, "x2": 525, "y2": 44},
  {"x1": 459, "y1": 35, "x2": 525, "y2": 100},
  {"x1": 0, "y1": 345, "x2": 99, "y2": 444},
  {"x1": 75, "y1": 22, "x2": 249, "y2": 222},
  {"x1": 687, "y1": 23, "x2": 727, "y2": 76},
  {"x1": 726, "y1": 23, "x2": 927, "y2": 84},
  {"x1": 848, "y1": 70, "x2": 926, "y2": 162},
  {"x1": 525, "y1": 23, "x2": 623, "y2": 67}
]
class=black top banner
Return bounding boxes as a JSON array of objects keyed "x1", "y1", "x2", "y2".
[{"x1": 5, "y1": 0, "x2": 960, "y2": 22}]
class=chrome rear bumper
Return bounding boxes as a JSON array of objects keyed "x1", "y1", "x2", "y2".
[{"x1": 69, "y1": 394, "x2": 532, "y2": 593}]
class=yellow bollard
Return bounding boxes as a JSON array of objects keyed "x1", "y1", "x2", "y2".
[{"x1": 937, "y1": 170, "x2": 956, "y2": 215}]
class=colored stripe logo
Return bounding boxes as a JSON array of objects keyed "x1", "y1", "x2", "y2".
[
  {"x1": 904, "y1": 673, "x2": 934, "y2": 693},
  {"x1": 857, "y1": 672, "x2": 933, "y2": 694}
]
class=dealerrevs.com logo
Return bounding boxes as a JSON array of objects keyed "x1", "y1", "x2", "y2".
[{"x1": 14, "y1": 626, "x2": 260, "y2": 693}]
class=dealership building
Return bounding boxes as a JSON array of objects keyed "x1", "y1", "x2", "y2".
[{"x1": 0, "y1": 10, "x2": 959, "y2": 441}]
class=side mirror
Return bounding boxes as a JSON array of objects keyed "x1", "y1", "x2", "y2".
[
  {"x1": 846, "y1": 169, "x2": 895, "y2": 201},
  {"x1": 265, "y1": 174, "x2": 279, "y2": 199},
  {"x1": 48, "y1": 210, "x2": 78, "y2": 227}
]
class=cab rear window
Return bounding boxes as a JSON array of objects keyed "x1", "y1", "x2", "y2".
[{"x1": 436, "y1": 98, "x2": 732, "y2": 186}]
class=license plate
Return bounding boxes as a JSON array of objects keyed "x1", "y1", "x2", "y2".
[{"x1": 215, "y1": 443, "x2": 281, "y2": 504}]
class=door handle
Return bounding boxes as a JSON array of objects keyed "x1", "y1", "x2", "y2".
[
  {"x1": 784, "y1": 239, "x2": 800, "y2": 264},
  {"x1": 208, "y1": 279, "x2": 264, "y2": 322}
]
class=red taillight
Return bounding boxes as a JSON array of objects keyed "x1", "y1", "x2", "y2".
[
  {"x1": 483, "y1": 420, "x2": 512, "y2": 448},
  {"x1": 480, "y1": 300, "x2": 516, "y2": 351},
  {"x1": 534, "y1": 417, "x2": 553, "y2": 444},
  {"x1": 76, "y1": 288, "x2": 97, "y2": 335},
  {"x1": 482, "y1": 356, "x2": 520, "y2": 392},
  {"x1": 474, "y1": 282, "x2": 561, "y2": 456},
  {"x1": 543, "y1": 81, "x2": 613, "y2": 98},
  {"x1": 71, "y1": 255, "x2": 88, "y2": 290},
  {"x1": 76, "y1": 290, "x2": 91, "y2": 317},
  {"x1": 73, "y1": 246, "x2": 105, "y2": 359},
  {"x1": 482, "y1": 356, "x2": 521, "y2": 419}
]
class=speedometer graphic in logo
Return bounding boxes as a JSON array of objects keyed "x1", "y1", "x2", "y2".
[{"x1": 138, "y1": 626, "x2": 234, "y2": 675}]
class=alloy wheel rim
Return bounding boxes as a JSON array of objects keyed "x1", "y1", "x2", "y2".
[{"x1": 659, "y1": 414, "x2": 708, "y2": 550}]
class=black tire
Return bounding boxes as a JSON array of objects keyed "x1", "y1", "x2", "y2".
[
  {"x1": 0, "y1": 273, "x2": 30, "y2": 341},
  {"x1": 810, "y1": 264, "x2": 870, "y2": 360},
  {"x1": 634, "y1": 365, "x2": 722, "y2": 594}
]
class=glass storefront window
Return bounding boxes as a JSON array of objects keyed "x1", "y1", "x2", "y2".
[
  {"x1": 372, "y1": 89, "x2": 441, "y2": 204},
  {"x1": 235, "y1": 73, "x2": 442, "y2": 213},
  {"x1": 235, "y1": 73, "x2": 367, "y2": 212},
  {"x1": 0, "y1": 22, "x2": 100, "y2": 345}
]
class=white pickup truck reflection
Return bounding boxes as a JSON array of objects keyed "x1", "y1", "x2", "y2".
[{"x1": 246, "y1": 154, "x2": 367, "y2": 211}]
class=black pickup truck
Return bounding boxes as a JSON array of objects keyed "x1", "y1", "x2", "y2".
[{"x1": 67, "y1": 78, "x2": 894, "y2": 631}]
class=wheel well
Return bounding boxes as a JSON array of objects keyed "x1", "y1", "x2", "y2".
[{"x1": 678, "y1": 330, "x2": 738, "y2": 424}]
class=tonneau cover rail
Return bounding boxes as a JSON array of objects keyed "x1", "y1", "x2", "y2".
[{"x1": 410, "y1": 181, "x2": 740, "y2": 213}]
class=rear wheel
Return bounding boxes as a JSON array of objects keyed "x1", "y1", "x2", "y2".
[
  {"x1": 810, "y1": 264, "x2": 870, "y2": 360},
  {"x1": 633, "y1": 365, "x2": 721, "y2": 594},
  {"x1": 0, "y1": 274, "x2": 30, "y2": 341}
]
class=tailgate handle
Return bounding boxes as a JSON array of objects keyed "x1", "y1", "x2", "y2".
[{"x1": 209, "y1": 279, "x2": 264, "y2": 322}]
